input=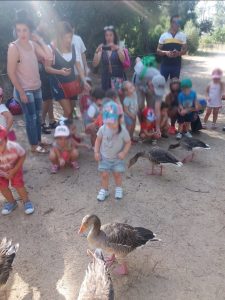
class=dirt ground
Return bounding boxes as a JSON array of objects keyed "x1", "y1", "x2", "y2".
[{"x1": 1, "y1": 52, "x2": 225, "y2": 300}]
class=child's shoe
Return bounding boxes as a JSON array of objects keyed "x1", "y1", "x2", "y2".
[
  {"x1": 168, "y1": 126, "x2": 176, "y2": 135},
  {"x1": 51, "y1": 164, "x2": 59, "y2": 174},
  {"x1": 115, "y1": 187, "x2": 123, "y2": 200},
  {"x1": 176, "y1": 132, "x2": 182, "y2": 140},
  {"x1": 71, "y1": 161, "x2": 80, "y2": 170},
  {"x1": 211, "y1": 123, "x2": 217, "y2": 130},
  {"x1": 97, "y1": 189, "x2": 110, "y2": 201},
  {"x1": 24, "y1": 201, "x2": 34, "y2": 215},
  {"x1": 184, "y1": 131, "x2": 192, "y2": 138},
  {"x1": 1, "y1": 201, "x2": 18, "y2": 215}
]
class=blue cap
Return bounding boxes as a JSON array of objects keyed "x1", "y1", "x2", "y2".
[{"x1": 102, "y1": 101, "x2": 122, "y2": 124}]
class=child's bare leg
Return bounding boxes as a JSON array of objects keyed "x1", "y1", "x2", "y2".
[
  {"x1": 86, "y1": 125, "x2": 97, "y2": 146},
  {"x1": 101, "y1": 172, "x2": 109, "y2": 190},
  {"x1": 126, "y1": 125, "x2": 133, "y2": 139},
  {"x1": 15, "y1": 187, "x2": 28, "y2": 203},
  {"x1": 70, "y1": 149, "x2": 80, "y2": 169},
  {"x1": 178, "y1": 124, "x2": 183, "y2": 133},
  {"x1": 213, "y1": 108, "x2": 219, "y2": 124},
  {"x1": 204, "y1": 107, "x2": 212, "y2": 123},
  {"x1": 113, "y1": 172, "x2": 122, "y2": 187},
  {"x1": 0, "y1": 188, "x2": 16, "y2": 203},
  {"x1": 49, "y1": 149, "x2": 59, "y2": 165},
  {"x1": 185, "y1": 122, "x2": 191, "y2": 132}
]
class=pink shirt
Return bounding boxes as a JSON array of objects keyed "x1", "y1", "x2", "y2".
[
  {"x1": 0, "y1": 141, "x2": 25, "y2": 173},
  {"x1": 13, "y1": 40, "x2": 41, "y2": 91}
]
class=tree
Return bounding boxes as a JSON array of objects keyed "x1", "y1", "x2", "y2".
[{"x1": 184, "y1": 20, "x2": 200, "y2": 53}]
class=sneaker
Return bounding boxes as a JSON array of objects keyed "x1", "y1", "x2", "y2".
[
  {"x1": 152, "y1": 139, "x2": 157, "y2": 146},
  {"x1": 176, "y1": 132, "x2": 183, "y2": 140},
  {"x1": 1, "y1": 201, "x2": 18, "y2": 215},
  {"x1": 115, "y1": 187, "x2": 123, "y2": 200},
  {"x1": 168, "y1": 126, "x2": 176, "y2": 135},
  {"x1": 51, "y1": 164, "x2": 59, "y2": 174},
  {"x1": 71, "y1": 161, "x2": 80, "y2": 170},
  {"x1": 97, "y1": 189, "x2": 110, "y2": 201},
  {"x1": 24, "y1": 201, "x2": 34, "y2": 215},
  {"x1": 185, "y1": 131, "x2": 192, "y2": 138},
  {"x1": 211, "y1": 123, "x2": 218, "y2": 130},
  {"x1": 202, "y1": 122, "x2": 207, "y2": 129}
]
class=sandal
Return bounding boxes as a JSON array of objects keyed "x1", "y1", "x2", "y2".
[
  {"x1": 32, "y1": 145, "x2": 49, "y2": 154},
  {"x1": 41, "y1": 123, "x2": 51, "y2": 134}
]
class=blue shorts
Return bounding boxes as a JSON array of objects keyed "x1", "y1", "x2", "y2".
[
  {"x1": 177, "y1": 112, "x2": 194, "y2": 124},
  {"x1": 124, "y1": 114, "x2": 135, "y2": 126},
  {"x1": 98, "y1": 158, "x2": 125, "y2": 173},
  {"x1": 160, "y1": 63, "x2": 181, "y2": 81}
]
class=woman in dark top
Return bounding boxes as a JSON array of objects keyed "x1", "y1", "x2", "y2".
[
  {"x1": 93, "y1": 26, "x2": 125, "y2": 91},
  {"x1": 45, "y1": 22, "x2": 90, "y2": 119}
]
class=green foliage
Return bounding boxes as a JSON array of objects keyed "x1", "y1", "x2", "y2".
[{"x1": 184, "y1": 20, "x2": 200, "y2": 54}]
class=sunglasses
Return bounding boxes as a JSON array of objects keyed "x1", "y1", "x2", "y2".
[{"x1": 104, "y1": 25, "x2": 114, "y2": 31}]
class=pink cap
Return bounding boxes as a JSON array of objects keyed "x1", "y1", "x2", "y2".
[{"x1": 212, "y1": 68, "x2": 223, "y2": 79}]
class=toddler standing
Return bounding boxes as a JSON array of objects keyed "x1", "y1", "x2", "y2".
[
  {"x1": 0, "y1": 126, "x2": 34, "y2": 215},
  {"x1": 94, "y1": 101, "x2": 131, "y2": 201},
  {"x1": 122, "y1": 81, "x2": 138, "y2": 140},
  {"x1": 203, "y1": 68, "x2": 224, "y2": 129}
]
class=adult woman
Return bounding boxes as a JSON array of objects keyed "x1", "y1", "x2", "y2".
[
  {"x1": 93, "y1": 26, "x2": 125, "y2": 91},
  {"x1": 36, "y1": 20, "x2": 57, "y2": 134},
  {"x1": 45, "y1": 21, "x2": 90, "y2": 119},
  {"x1": 7, "y1": 10, "x2": 51, "y2": 153}
]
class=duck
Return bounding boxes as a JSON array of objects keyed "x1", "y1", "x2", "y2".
[
  {"x1": 168, "y1": 137, "x2": 210, "y2": 163},
  {"x1": 77, "y1": 248, "x2": 114, "y2": 300},
  {"x1": 0, "y1": 238, "x2": 19, "y2": 299},
  {"x1": 78, "y1": 215, "x2": 160, "y2": 275},
  {"x1": 128, "y1": 147, "x2": 183, "y2": 176}
]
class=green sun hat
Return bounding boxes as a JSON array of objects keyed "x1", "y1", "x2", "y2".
[{"x1": 180, "y1": 78, "x2": 192, "y2": 88}]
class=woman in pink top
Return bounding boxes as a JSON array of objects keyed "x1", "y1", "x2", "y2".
[{"x1": 7, "y1": 10, "x2": 51, "y2": 153}]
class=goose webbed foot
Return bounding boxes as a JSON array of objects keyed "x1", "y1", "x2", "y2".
[
  {"x1": 113, "y1": 263, "x2": 128, "y2": 275},
  {"x1": 182, "y1": 153, "x2": 195, "y2": 163},
  {"x1": 146, "y1": 165, "x2": 163, "y2": 176},
  {"x1": 105, "y1": 254, "x2": 116, "y2": 267}
]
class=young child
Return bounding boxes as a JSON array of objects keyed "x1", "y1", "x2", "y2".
[
  {"x1": 85, "y1": 88, "x2": 105, "y2": 147},
  {"x1": 0, "y1": 126, "x2": 34, "y2": 215},
  {"x1": 0, "y1": 87, "x2": 15, "y2": 140},
  {"x1": 49, "y1": 125, "x2": 79, "y2": 174},
  {"x1": 122, "y1": 81, "x2": 138, "y2": 140},
  {"x1": 140, "y1": 107, "x2": 159, "y2": 145},
  {"x1": 203, "y1": 68, "x2": 225, "y2": 129},
  {"x1": 160, "y1": 102, "x2": 169, "y2": 138},
  {"x1": 94, "y1": 101, "x2": 131, "y2": 201},
  {"x1": 176, "y1": 78, "x2": 198, "y2": 140},
  {"x1": 105, "y1": 89, "x2": 124, "y2": 112},
  {"x1": 79, "y1": 77, "x2": 93, "y2": 126},
  {"x1": 165, "y1": 78, "x2": 181, "y2": 134}
]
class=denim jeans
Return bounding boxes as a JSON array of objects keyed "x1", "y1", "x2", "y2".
[{"x1": 15, "y1": 89, "x2": 42, "y2": 146}]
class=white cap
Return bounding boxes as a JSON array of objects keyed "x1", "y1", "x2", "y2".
[
  {"x1": 54, "y1": 125, "x2": 70, "y2": 138},
  {"x1": 152, "y1": 75, "x2": 166, "y2": 97}
]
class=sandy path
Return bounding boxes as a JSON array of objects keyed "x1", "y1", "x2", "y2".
[{"x1": 1, "y1": 53, "x2": 225, "y2": 300}]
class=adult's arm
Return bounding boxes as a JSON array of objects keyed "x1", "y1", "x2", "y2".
[
  {"x1": 75, "y1": 61, "x2": 90, "y2": 90},
  {"x1": 157, "y1": 43, "x2": 173, "y2": 57},
  {"x1": 45, "y1": 59, "x2": 71, "y2": 76},
  {"x1": 31, "y1": 33, "x2": 53, "y2": 61},
  {"x1": 155, "y1": 100, "x2": 161, "y2": 134},
  {"x1": 93, "y1": 44, "x2": 103, "y2": 67},
  {"x1": 81, "y1": 52, "x2": 89, "y2": 75},
  {"x1": 2, "y1": 111, "x2": 13, "y2": 130},
  {"x1": 7, "y1": 44, "x2": 28, "y2": 103}
]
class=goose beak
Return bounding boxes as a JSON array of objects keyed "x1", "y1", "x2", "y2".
[{"x1": 78, "y1": 224, "x2": 86, "y2": 234}]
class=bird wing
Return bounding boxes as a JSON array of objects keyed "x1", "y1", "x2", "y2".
[
  {"x1": 150, "y1": 147, "x2": 180, "y2": 164},
  {"x1": 182, "y1": 137, "x2": 208, "y2": 149}
]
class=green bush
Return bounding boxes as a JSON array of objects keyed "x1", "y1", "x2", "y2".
[{"x1": 184, "y1": 20, "x2": 200, "y2": 54}]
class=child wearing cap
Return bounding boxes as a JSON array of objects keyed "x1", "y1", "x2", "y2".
[
  {"x1": 203, "y1": 68, "x2": 225, "y2": 129},
  {"x1": 94, "y1": 101, "x2": 131, "y2": 201},
  {"x1": 176, "y1": 78, "x2": 198, "y2": 139},
  {"x1": 122, "y1": 81, "x2": 138, "y2": 140},
  {"x1": 49, "y1": 125, "x2": 80, "y2": 174},
  {"x1": 0, "y1": 126, "x2": 34, "y2": 215}
]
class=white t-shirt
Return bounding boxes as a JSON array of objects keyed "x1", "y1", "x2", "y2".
[
  {"x1": 0, "y1": 104, "x2": 9, "y2": 128},
  {"x1": 72, "y1": 35, "x2": 87, "y2": 75}
]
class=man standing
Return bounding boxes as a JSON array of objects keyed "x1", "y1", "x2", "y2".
[{"x1": 157, "y1": 15, "x2": 187, "y2": 80}]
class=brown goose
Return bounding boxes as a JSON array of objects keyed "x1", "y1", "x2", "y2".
[
  {"x1": 128, "y1": 147, "x2": 183, "y2": 175},
  {"x1": 168, "y1": 137, "x2": 211, "y2": 163},
  {"x1": 78, "y1": 215, "x2": 160, "y2": 275},
  {"x1": 0, "y1": 238, "x2": 19, "y2": 299},
  {"x1": 77, "y1": 249, "x2": 114, "y2": 300}
]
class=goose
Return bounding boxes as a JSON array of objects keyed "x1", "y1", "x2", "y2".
[
  {"x1": 0, "y1": 238, "x2": 19, "y2": 299},
  {"x1": 78, "y1": 215, "x2": 160, "y2": 275},
  {"x1": 168, "y1": 137, "x2": 210, "y2": 163},
  {"x1": 77, "y1": 248, "x2": 114, "y2": 300},
  {"x1": 128, "y1": 147, "x2": 183, "y2": 176}
]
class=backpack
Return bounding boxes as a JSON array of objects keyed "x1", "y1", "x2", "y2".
[{"x1": 122, "y1": 48, "x2": 131, "y2": 70}]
